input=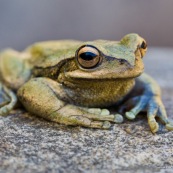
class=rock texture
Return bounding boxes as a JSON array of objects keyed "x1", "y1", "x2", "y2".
[{"x1": 0, "y1": 48, "x2": 173, "y2": 173}]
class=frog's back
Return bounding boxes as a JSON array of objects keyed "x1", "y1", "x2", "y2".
[{"x1": 26, "y1": 40, "x2": 82, "y2": 68}]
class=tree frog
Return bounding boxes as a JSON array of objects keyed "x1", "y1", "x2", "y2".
[{"x1": 0, "y1": 33, "x2": 173, "y2": 133}]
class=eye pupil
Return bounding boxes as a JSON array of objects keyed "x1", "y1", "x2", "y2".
[{"x1": 80, "y1": 52, "x2": 97, "y2": 61}]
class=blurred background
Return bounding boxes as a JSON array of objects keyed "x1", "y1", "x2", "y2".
[{"x1": 0, "y1": 0, "x2": 173, "y2": 50}]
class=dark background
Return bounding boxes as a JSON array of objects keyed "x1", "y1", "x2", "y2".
[{"x1": 1, "y1": 0, "x2": 173, "y2": 50}]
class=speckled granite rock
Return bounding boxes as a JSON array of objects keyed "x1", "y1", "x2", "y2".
[{"x1": 0, "y1": 48, "x2": 173, "y2": 173}]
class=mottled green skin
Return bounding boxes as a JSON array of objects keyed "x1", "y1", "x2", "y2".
[{"x1": 0, "y1": 33, "x2": 173, "y2": 133}]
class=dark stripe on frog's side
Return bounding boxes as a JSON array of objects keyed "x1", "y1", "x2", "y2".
[{"x1": 32, "y1": 57, "x2": 74, "y2": 79}]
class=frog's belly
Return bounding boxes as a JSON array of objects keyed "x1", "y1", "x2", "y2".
[{"x1": 63, "y1": 78, "x2": 135, "y2": 107}]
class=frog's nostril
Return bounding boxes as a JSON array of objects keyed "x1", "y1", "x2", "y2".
[{"x1": 119, "y1": 59, "x2": 126, "y2": 65}]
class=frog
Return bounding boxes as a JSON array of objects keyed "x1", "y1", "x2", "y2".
[{"x1": 0, "y1": 33, "x2": 173, "y2": 133}]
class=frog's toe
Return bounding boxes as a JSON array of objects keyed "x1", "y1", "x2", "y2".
[
  {"x1": 114, "y1": 114, "x2": 124, "y2": 123},
  {"x1": 88, "y1": 120, "x2": 111, "y2": 129},
  {"x1": 125, "y1": 111, "x2": 136, "y2": 120},
  {"x1": 87, "y1": 108, "x2": 110, "y2": 116},
  {"x1": 102, "y1": 121, "x2": 111, "y2": 129},
  {"x1": 87, "y1": 108, "x2": 102, "y2": 114},
  {"x1": 83, "y1": 108, "x2": 118, "y2": 123},
  {"x1": 166, "y1": 121, "x2": 173, "y2": 131},
  {"x1": 64, "y1": 115, "x2": 111, "y2": 129},
  {"x1": 100, "y1": 109, "x2": 110, "y2": 116},
  {"x1": 148, "y1": 119, "x2": 159, "y2": 133}
]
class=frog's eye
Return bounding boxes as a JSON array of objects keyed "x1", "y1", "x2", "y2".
[
  {"x1": 140, "y1": 41, "x2": 147, "y2": 49},
  {"x1": 76, "y1": 45, "x2": 101, "y2": 69}
]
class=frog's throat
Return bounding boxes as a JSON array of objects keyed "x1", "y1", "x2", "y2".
[{"x1": 58, "y1": 75, "x2": 135, "y2": 107}]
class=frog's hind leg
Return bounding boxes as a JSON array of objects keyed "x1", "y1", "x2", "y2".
[
  {"x1": 0, "y1": 49, "x2": 31, "y2": 90},
  {"x1": 0, "y1": 83, "x2": 17, "y2": 116}
]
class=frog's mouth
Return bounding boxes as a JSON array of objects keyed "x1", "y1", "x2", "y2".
[
  {"x1": 65, "y1": 67, "x2": 143, "y2": 80},
  {"x1": 64, "y1": 57, "x2": 144, "y2": 80}
]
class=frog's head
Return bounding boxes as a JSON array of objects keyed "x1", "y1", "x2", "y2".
[{"x1": 64, "y1": 33, "x2": 147, "y2": 80}]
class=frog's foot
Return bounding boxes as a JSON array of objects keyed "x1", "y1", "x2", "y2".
[
  {"x1": 83, "y1": 108, "x2": 124, "y2": 124},
  {"x1": 0, "y1": 83, "x2": 17, "y2": 116},
  {"x1": 50, "y1": 106, "x2": 124, "y2": 129},
  {"x1": 52, "y1": 105, "x2": 114, "y2": 129},
  {"x1": 120, "y1": 95, "x2": 173, "y2": 133}
]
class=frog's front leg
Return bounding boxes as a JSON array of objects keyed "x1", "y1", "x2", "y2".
[
  {"x1": 17, "y1": 78, "x2": 121, "y2": 129},
  {"x1": 120, "y1": 73, "x2": 173, "y2": 133}
]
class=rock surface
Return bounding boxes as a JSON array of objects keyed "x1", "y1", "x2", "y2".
[{"x1": 0, "y1": 48, "x2": 173, "y2": 173}]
